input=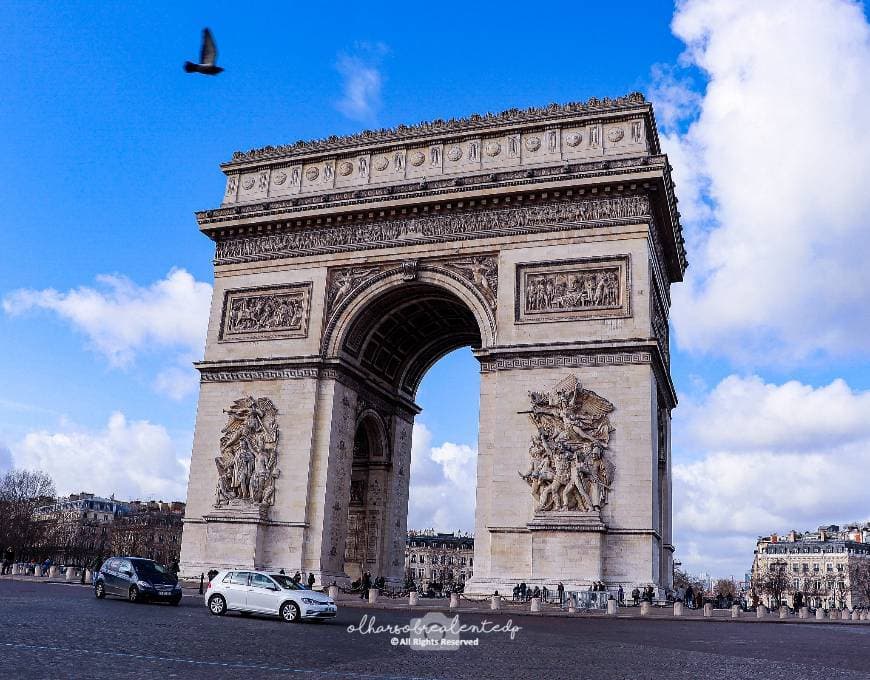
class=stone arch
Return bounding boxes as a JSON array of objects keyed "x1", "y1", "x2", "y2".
[{"x1": 323, "y1": 264, "x2": 495, "y2": 396}]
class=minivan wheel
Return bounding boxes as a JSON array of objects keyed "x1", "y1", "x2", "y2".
[
  {"x1": 128, "y1": 586, "x2": 140, "y2": 603},
  {"x1": 280, "y1": 601, "x2": 300, "y2": 623},
  {"x1": 95, "y1": 582, "x2": 105, "y2": 599},
  {"x1": 208, "y1": 594, "x2": 227, "y2": 616}
]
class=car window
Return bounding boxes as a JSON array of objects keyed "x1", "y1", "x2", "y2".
[
  {"x1": 118, "y1": 559, "x2": 132, "y2": 574},
  {"x1": 271, "y1": 574, "x2": 302, "y2": 590},
  {"x1": 131, "y1": 559, "x2": 167, "y2": 579},
  {"x1": 105, "y1": 559, "x2": 119, "y2": 572},
  {"x1": 222, "y1": 572, "x2": 234, "y2": 583},
  {"x1": 250, "y1": 573, "x2": 275, "y2": 589},
  {"x1": 229, "y1": 571, "x2": 250, "y2": 586}
]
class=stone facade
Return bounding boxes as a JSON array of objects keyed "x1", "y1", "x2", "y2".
[
  {"x1": 179, "y1": 92, "x2": 684, "y2": 594},
  {"x1": 405, "y1": 531, "x2": 474, "y2": 590},
  {"x1": 752, "y1": 524, "x2": 870, "y2": 609}
]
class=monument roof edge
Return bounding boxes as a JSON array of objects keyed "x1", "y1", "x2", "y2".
[{"x1": 223, "y1": 92, "x2": 651, "y2": 167}]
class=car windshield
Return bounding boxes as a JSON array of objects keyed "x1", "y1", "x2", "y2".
[
  {"x1": 131, "y1": 560, "x2": 168, "y2": 578},
  {"x1": 270, "y1": 574, "x2": 307, "y2": 590}
]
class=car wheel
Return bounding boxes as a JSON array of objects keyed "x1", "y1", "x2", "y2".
[
  {"x1": 208, "y1": 594, "x2": 227, "y2": 616},
  {"x1": 95, "y1": 582, "x2": 105, "y2": 599},
  {"x1": 128, "y1": 586, "x2": 140, "y2": 603},
  {"x1": 280, "y1": 601, "x2": 300, "y2": 623}
]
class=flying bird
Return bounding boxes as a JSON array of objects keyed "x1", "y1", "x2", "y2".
[{"x1": 184, "y1": 28, "x2": 223, "y2": 75}]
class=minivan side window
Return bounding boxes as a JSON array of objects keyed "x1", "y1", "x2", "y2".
[
  {"x1": 229, "y1": 572, "x2": 250, "y2": 586},
  {"x1": 105, "y1": 559, "x2": 119, "y2": 572},
  {"x1": 118, "y1": 559, "x2": 132, "y2": 575}
]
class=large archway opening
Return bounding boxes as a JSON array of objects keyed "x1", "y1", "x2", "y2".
[{"x1": 331, "y1": 277, "x2": 485, "y2": 587}]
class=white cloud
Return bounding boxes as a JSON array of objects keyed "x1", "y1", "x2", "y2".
[
  {"x1": 673, "y1": 374, "x2": 870, "y2": 576},
  {"x1": 10, "y1": 412, "x2": 190, "y2": 501},
  {"x1": 3, "y1": 268, "x2": 211, "y2": 399},
  {"x1": 335, "y1": 44, "x2": 387, "y2": 123},
  {"x1": 657, "y1": 0, "x2": 870, "y2": 362},
  {"x1": 407, "y1": 422, "x2": 477, "y2": 533},
  {"x1": 0, "y1": 442, "x2": 12, "y2": 473}
]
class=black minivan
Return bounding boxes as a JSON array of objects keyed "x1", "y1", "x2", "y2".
[{"x1": 94, "y1": 557, "x2": 182, "y2": 605}]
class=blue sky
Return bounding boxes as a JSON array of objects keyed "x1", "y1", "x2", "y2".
[{"x1": 3, "y1": 0, "x2": 870, "y2": 578}]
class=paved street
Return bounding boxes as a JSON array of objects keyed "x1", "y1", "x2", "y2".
[{"x1": 1, "y1": 579, "x2": 869, "y2": 680}]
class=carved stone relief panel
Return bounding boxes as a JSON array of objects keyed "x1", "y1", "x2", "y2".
[
  {"x1": 220, "y1": 282, "x2": 312, "y2": 342},
  {"x1": 516, "y1": 256, "x2": 630, "y2": 323},
  {"x1": 214, "y1": 396, "x2": 280, "y2": 509},
  {"x1": 519, "y1": 374, "x2": 615, "y2": 514}
]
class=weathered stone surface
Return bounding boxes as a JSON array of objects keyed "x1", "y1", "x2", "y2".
[{"x1": 179, "y1": 96, "x2": 682, "y2": 596}]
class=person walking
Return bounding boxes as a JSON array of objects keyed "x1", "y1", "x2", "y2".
[
  {"x1": 557, "y1": 582, "x2": 565, "y2": 606},
  {"x1": 2, "y1": 547, "x2": 14, "y2": 575},
  {"x1": 292, "y1": 570, "x2": 302, "y2": 585},
  {"x1": 361, "y1": 571, "x2": 371, "y2": 600},
  {"x1": 617, "y1": 585, "x2": 624, "y2": 605},
  {"x1": 307, "y1": 572, "x2": 316, "y2": 589},
  {"x1": 685, "y1": 585, "x2": 694, "y2": 608},
  {"x1": 632, "y1": 587, "x2": 640, "y2": 606}
]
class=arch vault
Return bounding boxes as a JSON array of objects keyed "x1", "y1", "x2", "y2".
[{"x1": 180, "y1": 92, "x2": 687, "y2": 593}]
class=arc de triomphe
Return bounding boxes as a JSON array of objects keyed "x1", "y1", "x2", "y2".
[{"x1": 179, "y1": 92, "x2": 686, "y2": 593}]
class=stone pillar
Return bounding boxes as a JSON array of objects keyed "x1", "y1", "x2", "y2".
[
  {"x1": 49, "y1": 566, "x2": 59, "y2": 578},
  {"x1": 829, "y1": 609, "x2": 839, "y2": 620},
  {"x1": 673, "y1": 601, "x2": 683, "y2": 617},
  {"x1": 449, "y1": 593, "x2": 460, "y2": 609},
  {"x1": 779, "y1": 606, "x2": 789, "y2": 619},
  {"x1": 851, "y1": 610, "x2": 859, "y2": 621},
  {"x1": 799, "y1": 607, "x2": 809, "y2": 619},
  {"x1": 530, "y1": 597, "x2": 541, "y2": 612},
  {"x1": 703, "y1": 602, "x2": 713, "y2": 618},
  {"x1": 409, "y1": 591, "x2": 419, "y2": 606},
  {"x1": 65, "y1": 567, "x2": 76, "y2": 582},
  {"x1": 640, "y1": 601, "x2": 652, "y2": 616},
  {"x1": 815, "y1": 608, "x2": 825, "y2": 620},
  {"x1": 33, "y1": 565, "x2": 42, "y2": 577},
  {"x1": 607, "y1": 599, "x2": 618, "y2": 616},
  {"x1": 490, "y1": 595, "x2": 501, "y2": 610},
  {"x1": 10, "y1": 564, "x2": 18, "y2": 575},
  {"x1": 731, "y1": 605, "x2": 740, "y2": 618},
  {"x1": 328, "y1": 585, "x2": 339, "y2": 600},
  {"x1": 368, "y1": 588, "x2": 379, "y2": 604},
  {"x1": 756, "y1": 604, "x2": 768, "y2": 619},
  {"x1": 567, "y1": 597, "x2": 576, "y2": 613},
  {"x1": 84, "y1": 569, "x2": 92, "y2": 583}
]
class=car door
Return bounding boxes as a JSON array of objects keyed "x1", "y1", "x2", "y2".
[
  {"x1": 116, "y1": 559, "x2": 134, "y2": 594},
  {"x1": 222, "y1": 571, "x2": 251, "y2": 610},
  {"x1": 103, "y1": 559, "x2": 121, "y2": 595},
  {"x1": 247, "y1": 573, "x2": 280, "y2": 614}
]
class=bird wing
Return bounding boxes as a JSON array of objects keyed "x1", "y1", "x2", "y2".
[{"x1": 200, "y1": 28, "x2": 217, "y2": 65}]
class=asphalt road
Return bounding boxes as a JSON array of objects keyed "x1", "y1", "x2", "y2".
[{"x1": 1, "y1": 579, "x2": 869, "y2": 680}]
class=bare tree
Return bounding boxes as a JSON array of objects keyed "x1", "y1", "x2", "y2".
[
  {"x1": 759, "y1": 561, "x2": 791, "y2": 608},
  {"x1": 849, "y1": 560, "x2": 870, "y2": 608},
  {"x1": 0, "y1": 469, "x2": 56, "y2": 560},
  {"x1": 714, "y1": 578, "x2": 736, "y2": 601}
]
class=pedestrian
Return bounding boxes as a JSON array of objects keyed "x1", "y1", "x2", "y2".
[
  {"x1": 632, "y1": 587, "x2": 640, "y2": 606},
  {"x1": 685, "y1": 585, "x2": 694, "y2": 608},
  {"x1": 533, "y1": 586, "x2": 541, "y2": 599},
  {"x1": 519, "y1": 582, "x2": 527, "y2": 600},
  {"x1": 361, "y1": 571, "x2": 371, "y2": 600},
  {"x1": 2, "y1": 547, "x2": 14, "y2": 575},
  {"x1": 557, "y1": 582, "x2": 565, "y2": 605},
  {"x1": 169, "y1": 561, "x2": 179, "y2": 577},
  {"x1": 279, "y1": 568, "x2": 285, "y2": 575},
  {"x1": 307, "y1": 572, "x2": 315, "y2": 589},
  {"x1": 292, "y1": 570, "x2": 302, "y2": 584},
  {"x1": 617, "y1": 585, "x2": 624, "y2": 605}
]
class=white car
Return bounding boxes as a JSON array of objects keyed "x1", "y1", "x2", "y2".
[{"x1": 205, "y1": 570, "x2": 337, "y2": 622}]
